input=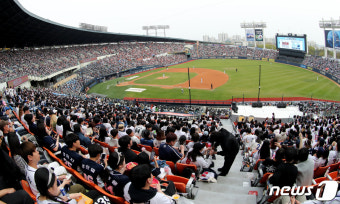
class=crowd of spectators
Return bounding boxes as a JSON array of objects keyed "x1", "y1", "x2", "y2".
[
  {"x1": 0, "y1": 86, "x2": 228, "y2": 202},
  {"x1": 0, "y1": 42, "x2": 186, "y2": 82},
  {"x1": 238, "y1": 111, "x2": 340, "y2": 203},
  {"x1": 1, "y1": 85, "x2": 340, "y2": 203},
  {"x1": 303, "y1": 55, "x2": 340, "y2": 79},
  {"x1": 191, "y1": 44, "x2": 279, "y2": 59}
]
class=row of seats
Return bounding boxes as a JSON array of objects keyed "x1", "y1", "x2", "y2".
[{"x1": 12, "y1": 108, "x2": 198, "y2": 202}]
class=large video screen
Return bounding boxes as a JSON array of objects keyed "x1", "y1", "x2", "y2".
[
  {"x1": 276, "y1": 35, "x2": 307, "y2": 52},
  {"x1": 325, "y1": 30, "x2": 340, "y2": 48}
]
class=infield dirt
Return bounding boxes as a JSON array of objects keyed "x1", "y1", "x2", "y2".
[{"x1": 117, "y1": 68, "x2": 228, "y2": 90}]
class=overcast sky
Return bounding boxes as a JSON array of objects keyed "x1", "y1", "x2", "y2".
[{"x1": 18, "y1": 0, "x2": 340, "y2": 46}]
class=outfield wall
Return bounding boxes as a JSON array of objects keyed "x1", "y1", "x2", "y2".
[{"x1": 191, "y1": 56, "x2": 340, "y2": 85}]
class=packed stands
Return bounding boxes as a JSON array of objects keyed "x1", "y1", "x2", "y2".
[
  {"x1": 237, "y1": 107, "x2": 340, "y2": 203},
  {"x1": 191, "y1": 44, "x2": 279, "y2": 59},
  {"x1": 0, "y1": 42, "x2": 186, "y2": 82},
  {"x1": 303, "y1": 55, "x2": 340, "y2": 79}
]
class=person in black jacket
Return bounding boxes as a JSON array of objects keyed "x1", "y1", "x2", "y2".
[
  {"x1": 210, "y1": 128, "x2": 239, "y2": 176},
  {"x1": 268, "y1": 147, "x2": 298, "y2": 188}
]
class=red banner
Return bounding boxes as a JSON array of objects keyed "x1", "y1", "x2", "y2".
[{"x1": 7, "y1": 75, "x2": 29, "y2": 88}]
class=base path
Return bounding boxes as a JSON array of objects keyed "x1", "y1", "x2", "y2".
[{"x1": 118, "y1": 68, "x2": 229, "y2": 90}]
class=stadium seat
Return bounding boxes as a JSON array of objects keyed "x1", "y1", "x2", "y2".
[
  {"x1": 185, "y1": 140, "x2": 192, "y2": 145},
  {"x1": 108, "y1": 146, "x2": 118, "y2": 152},
  {"x1": 94, "y1": 139, "x2": 110, "y2": 148},
  {"x1": 153, "y1": 147, "x2": 159, "y2": 156},
  {"x1": 138, "y1": 144, "x2": 153, "y2": 152},
  {"x1": 20, "y1": 180, "x2": 36, "y2": 201},
  {"x1": 132, "y1": 149, "x2": 140, "y2": 155},
  {"x1": 176, "y1": 163, "x2": 197, "y2": 176},
  {"x1": 165, "y1": 161, "x2": 176, "y2": 173},
  {"x1": 328, "y1": 162, "x2": 340, "y2": 172},
  {"x1": 44, "y1": 148, "x2": 127, "y2": 204},
  {"x1": 314, "y1": 166, "x2": 329, "y2": 178},
  {"x1": 259, "y1": 172, "x2": 273, "y2": 185},
  {"x1": 166, "y1": 175, "x2": 189, "y2": 193},
  {"x1": 253, "y1": 159, "x2": 264, "y2": 170},
  {"x1": 328, "y1": 171, "x2": 338, "y2": 179}
]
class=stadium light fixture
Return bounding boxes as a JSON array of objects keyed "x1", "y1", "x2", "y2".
[
  {"x1": 319, "y1": 18, "x2": 340, "y2": 59},
  {"x1": 240, "y1": 22, "x2": 267, "y2": 49},
  {"x1": 142, "y1": 26, "x2": 149, "y2": 35},
  {"x1": 142, "y1": 25, "x2": 170, "y2": 37}
]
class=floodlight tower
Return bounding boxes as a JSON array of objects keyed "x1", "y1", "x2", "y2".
[
  {"x1": 142, "y1": 25, "x2": 170, "y2": 36},
  {"x1": 157, "y1": 25, "x2": 170, "y2": 37},
  {"x1": 240, "y1": 22, "x2": 267, "y2": 48},
  {"x1": 142, "y1": 26, "x2": 149, "y2": 36},
  {"x1": 319, "y1": 18, "x2": 340, "y2": 59}
]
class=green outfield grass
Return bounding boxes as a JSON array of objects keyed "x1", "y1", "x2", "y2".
[{"x1": 88, "y1": 59, "x2": 340, "y2": 101}]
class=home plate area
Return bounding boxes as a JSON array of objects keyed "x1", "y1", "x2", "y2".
[{"x1": 125, "y1": 88, "x2": 146, "y2": 92}]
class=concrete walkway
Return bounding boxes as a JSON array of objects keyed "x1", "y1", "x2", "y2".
[{"x1": 193, "y1": 119, "x2": 263, "y2": 204}]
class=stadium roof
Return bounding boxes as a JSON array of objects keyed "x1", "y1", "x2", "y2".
[{"x1": 0, "y1": 0, "x2": 195, "y2": 48}]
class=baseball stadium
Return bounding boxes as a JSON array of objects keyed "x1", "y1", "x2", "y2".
[{"x1": 0, "y1": 0, "x2": 340, "y2": 204}]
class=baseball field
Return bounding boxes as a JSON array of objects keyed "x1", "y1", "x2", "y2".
[{"x1": 88, "y1": 59, "x2": 340, "y2": 101}]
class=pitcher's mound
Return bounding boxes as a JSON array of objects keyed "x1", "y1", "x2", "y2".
[{"x1": 157, "y1": 76, "x2": 169, "y2": 79}]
